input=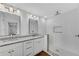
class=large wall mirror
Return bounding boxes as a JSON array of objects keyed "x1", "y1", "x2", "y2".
[
  {"x1": 0, "y1": 11, "x2": 21, "y2": 37},
  {"x1": 29, "y1": 18, "x2": 38, "y2": 35},
  {"x1": 8, "y1": 22, "x2": 18, "y2": 35}
]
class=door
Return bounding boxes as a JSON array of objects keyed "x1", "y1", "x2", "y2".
[
  {"x1": 33, "y1": 38, "x2": 43, "y2": 55},
  {"x1": 53, "y1": 25, "x2": 63, "y2": 52}
]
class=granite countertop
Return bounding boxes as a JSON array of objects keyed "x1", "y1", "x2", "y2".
[{"x1": 0, "y1": 34, "x2": 44, "y2": 47}]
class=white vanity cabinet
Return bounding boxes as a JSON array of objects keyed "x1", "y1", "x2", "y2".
[
  {"x1": 0, "y1": 43, "x2": 23, "y2": 56},
  {"x1": 0, "y1": 36, "x2": 44, "y2": 56},
  {"x1": 33, "y1": 38, "x2": 43, "y2": 55},
  {"x1": 23, "y1": 40, "x2": 33, "y2": 56}
]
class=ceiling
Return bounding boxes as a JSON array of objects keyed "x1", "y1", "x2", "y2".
[{"x1": 9, "y1": 3, "x2": 79, "y2": 17}]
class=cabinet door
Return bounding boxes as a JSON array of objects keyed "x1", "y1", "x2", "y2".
[
  {"x1": 9, "y1": 43, "x2": 23, "y2": 56},
  {"x1": 0, "y1": 43, "x2": 23, "y2": 56},
  {"x1": 33, "y1": 38, "x2": 43, "y2": 55},
  {"x1": 0, "y1": 49, "x2": 11, "y2": 56}
]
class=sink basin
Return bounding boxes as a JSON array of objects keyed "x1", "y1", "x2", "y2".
[{"x1": 0, "y1": 38, "x2": 19, "y2": 42}]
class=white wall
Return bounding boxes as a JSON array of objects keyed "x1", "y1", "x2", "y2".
[
  {"x1": 0, "y1": 8, "x2": 46, "y2": 36},
  {"x1": 38, "y1": 17, "x2": 47, "y2": 35},
  {"x1": 20, "y1": 10, "x2": 29, "y2": 35},
  {"x1": 46, "y1": 7, "x2": 79, "y2": 55},
  {"x1": 19, "y1": 9, "x2": 46, "y2": 35}
]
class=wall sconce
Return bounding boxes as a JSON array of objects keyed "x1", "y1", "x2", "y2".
[{"x1": 34, "y1": 17, "x2": 39, "y2": 20}]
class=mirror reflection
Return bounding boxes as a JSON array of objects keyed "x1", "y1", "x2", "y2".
[{"x1": 0, "y1": 11, "x2": 21, "y2": 37}]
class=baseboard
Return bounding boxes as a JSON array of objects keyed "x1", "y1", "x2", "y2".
[
  {"x1": 42, "y1": 50, "x2": 53, "y2": 56},
  {"x1": 48, "y1": 50, "x2": 60, "y2": 56}
]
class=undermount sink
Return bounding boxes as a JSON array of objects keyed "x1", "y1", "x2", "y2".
[{"x1": 0, "y1": 38, "x2": 19, "y2": 42}]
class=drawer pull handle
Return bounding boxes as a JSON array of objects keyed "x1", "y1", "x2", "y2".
[
  {"x1": 8, "y1": 50, "x2": 15, "y2": 53},
  {"x1": 26, "y1": 46, "x2": 32, "y2": 49},
  {"x1": 8, "y1": 51, "x2": 11, "y2": 53}
]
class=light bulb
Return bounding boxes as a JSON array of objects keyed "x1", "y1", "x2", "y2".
[{"x1": 17, "y1": 9, "x2": 20, "y2": 13}]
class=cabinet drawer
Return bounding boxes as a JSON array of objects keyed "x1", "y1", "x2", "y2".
[
  {"x1": 0, "y1": 43, "x2": 23, "y2": 56},
  {"x1": 24, "y1": 40, "x2": 33, "y2": 56},
  {"x1": 24, "y1": 43, "x2": 33, "y2": 48},
  {"x1": 24, "y1": 40, "x2": 33, "y2": 44},
  {"x1": 24, "y1": 40, "x2": 33, "y2": 45},
  {"x1": 24, "y1": 46, "x2": 33, "y2": 56},
  {"x1": 24, "y1": 49, "x2": 33, "y2": 56},
  {"x1": 26, "y1": 52, "x2": 33, "y2": 56},
  {"x1": 24, "y1": 40, "x2": 33, "y2": 48}
]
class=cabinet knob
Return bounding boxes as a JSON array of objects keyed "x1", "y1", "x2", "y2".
[{"x1": 8, "y1": 50, "x2": 15, "y2": 54}]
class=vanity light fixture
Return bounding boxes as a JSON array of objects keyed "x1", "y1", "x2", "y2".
[
  {"x1": 34, "y1": 16, "x2": 39, "y2": 20},
  {"x1": 30, "y1": 16, "x2": 34, "y2": 19},
  {"x1": 55, "y1": 9, "x2": 62, "y2": 16},
  {"x1": 28, "y1": 14, "x2": 39, "y2": 20},
  {"x1": 0, "y1": 4, "x2": 4, "y2": 9},
  {"x1": 30, "y1": 14, "x2": 33, "y2": 18},
  {"x1": 0, "y1": 3, "x2": 21, "y2": 16},
  {"x1": 0, "y1": 4, "x2": 6, "y2": 11},
  {"x1": 16, "y1": 9, "x2": 20, "y2": 14},
  {"x1": 34, "y1": 17, "x2": 39, "y2": 20},
  {"x1": 28, "y1": 14, "x2": 32, "y2": 19},
  {"x1": 36, "y1": 17, "x2": 39, "y2": 20},
  {"x1": 30, "y1": 15, "x2": 32, "y2": 17},
  {"x1": 17, "y1": 9, "x2": 20, "y2": 13}
]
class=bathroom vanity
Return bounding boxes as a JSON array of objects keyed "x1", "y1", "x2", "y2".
[
  {"x1": 0, "y1": 35, "x2": 44, "y2": 56},
  {"x1": 0, "y1": 10, "x2": 47, "y2": 56}
]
